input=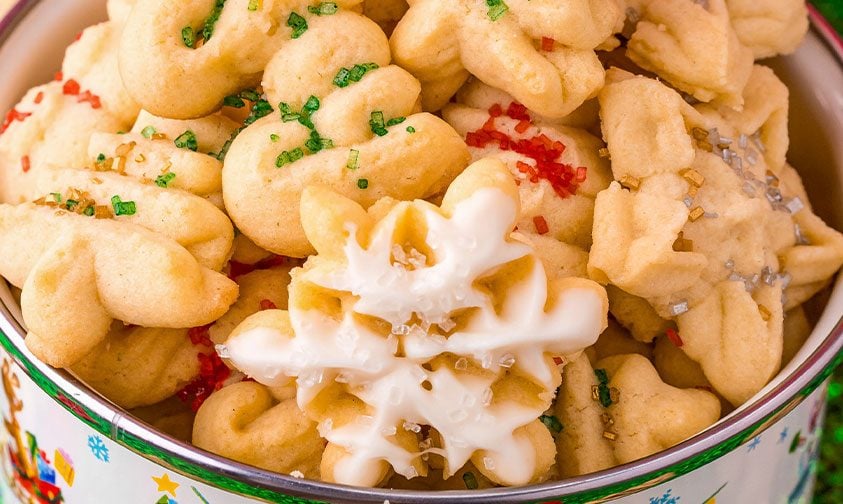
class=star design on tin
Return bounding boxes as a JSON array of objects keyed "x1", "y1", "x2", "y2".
[
  {"x1": 779, "y1": 427, "x2": 789, "y2": 444},
  {"x1": 152, "y1": 473, "x2": 179, "y2": 497},
  {"x1": 747, "y1": 435, "x2": 762, "y2": 452}
]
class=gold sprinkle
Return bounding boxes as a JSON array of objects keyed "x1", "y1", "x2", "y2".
[
  {"x1": 758, "y1": 304, "x2": 771, "y2": 321},
  {"x1": 619, "y1": 175, "x2": 640, "y2": 190},
  {"x1": 94, "y1": 205, "x2": 112, "y2": 219},
  {"x1": 673, "y1": 232, "x2": 694, "y2": 252},
  {"x1": 135, "y1": 153, "x2": 146, "y2": 163},
  {"x1": 687, "y1": 185, "x2": 698, "y2": 198},
  {"x1": 598, "y1": 147, "x2": 611, "y2": 159},
  {"x1": 680, "y1": 168, "x2": 705, "y2": 188},
  {"x1": 93, "y1": 157, "x2": 114, "y2": 172},
  {"x1": 688, "y1": 206, "x2": 705, "y2": 222},
  {"x1": 697, "y1": 140, "x2": 713, "y2": 152},
  {"x1": 603, "y1": 431, "x2": 617, "y2": 441},
  {"x1": 609, "y1": 387, "x2": 620, "y2": 403},
  {"x1": 151, "y1": 132, "x2": 167, "y2": 140},
  {"x1": 91, "y1": 177, "x2": 103, "y2": 185},
  {"x1": 601, "y1": 413, "x2": 614, "y2": 426},
  {"x1": 691, "y1": 127, "x2": 708, "y2": 140},
  {"x1": 115, "y1": 141, "x2": 136, "y2": 157},
  {"x1": 591, "y1": 385, "x2": 600, "y2": 401}
]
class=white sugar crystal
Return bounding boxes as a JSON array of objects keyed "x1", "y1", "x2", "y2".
[
  {"x1": 785, "y1": 197, "x2": 805, "y2": 215},
  {"x1": 483, "y1": 457, "x2": 496, "y2": 470},
  {"x1": 403, "y1": 421, "x2": 422, "y2": 433},
  {"x1": 498, "y1": 354, "x2": 516, "y2": 368},
  {"x1": 290, "y1": 471, "x2": 304, "y2": 479},
  {"x1": 215, "y1": 344, "x2": 230, "y2": 359},
  {"x1": 668, "y1": 300, "x2": 689, "y2": 316},
  {"x1": 448, "y1": 409, "x2": 469, "y2": 423}
]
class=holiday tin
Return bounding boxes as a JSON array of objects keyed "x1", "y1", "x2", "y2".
[{"x1": 0, "y1": 1, "x2": 842, "y2": 503}]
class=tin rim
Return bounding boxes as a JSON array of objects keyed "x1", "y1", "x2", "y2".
[{"x1": 0, "y1": 3, "x2": 841, "y2": 503}]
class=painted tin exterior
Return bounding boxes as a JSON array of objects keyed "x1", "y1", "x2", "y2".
[{"x1": 0, "y1": 2, "x2": 840, "y2": 503}]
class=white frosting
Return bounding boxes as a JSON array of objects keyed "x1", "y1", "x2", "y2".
[{"x1": 224, "y1": 188, "x2": 605, "y2": 486}]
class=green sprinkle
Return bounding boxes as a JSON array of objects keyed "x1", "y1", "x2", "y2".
[
  {"x1": 155, "y1": 172, "x2": 177, "y2": 188},
  {"x1": 462, "y1": 471, "x2": 478, "y2": 490},
  {"x1": 369, "y1": 111, "x2": 387, "y2": 136},
  {"x1": 349, "y1": 63, "x2": 378, "y2": 82},
  {"x1": 141, "y1": 126, "x2": 157, "y2": 139},
  {"x1": 223, "y1": 95, "x2": 246, "y2": 108},
  {"x1": 50, "y1": 193, "x2": 62, "y2": 203},
  {"x1": 84, "y1": 206, "x2": 95, "y2": 216},
  {"x1": 287, "y1": 12, "x2": 308, "y2": 38},
  {"x1": 347, "y1": 149, "x2": 359, "y2": 170},
  {"x1": 486, "y1": 0, "x2": 508, "y2": 21},
  {"x1": 65, "y1": 199, "x2": 78, "y2": 210},
  {"x1": 270, "y1": 134, "x2": 280, "y2": 142},
  {"x1": 244, "y1": 99, "x2": 274, "y2": 126},
  {"x1": 111, "y1": 195, "x2": 137, "y2": 216},
  {"x1": 357, "y1": 178, "x2": 369, "y2": 190},
  {"x1": 594, "y1": 368, "x2": 609, "y2": 384},
  {"x1": 303, "y1": 95, "x2": 320, "y2": 112},
  {"x1": 96, "y1": 153, "x2": 106, "y2": 163},
  {"x1": 279, "y1": 102, "x2": 300, "y2": 123},
  {"x1": 202, "y1": 0, "x2": 227, "y2": 42},
  {"x1": 539, "y1": 414, "x2": 563, "y2": 434},
  {"x1": 304, "y1": 130, "x2": 332, "y2": 152},
  {"x1": 386, "y1": 116, "x2": 406, "y2": 127},
  {"x1": 181, "y1": 26, "x2": 196, "y2": 48},
  {"x1": 830, "y1": 381, "x2": 843, "y2": 400},
  {"x1": 174, "y1": 130, "x2": 198, "y2": 151},
  {"x1": 275, "y1": 147, "x2": 304, "y2": 167},
  {"x1": 240, "y1": 89, "x2": 260, "y2": 102},
  {"x1": 307, "y1": 2, "x2": 338, "y2": 15},
  {"x1": 333, "y1": 67, "x2": 351, "y2": 87},
  {"x1": 406, "y1": 126, "x2": 416, "y2": 133},
  {"x1": 247, "y1": 0, "x2": 260, "y2": 11},
  {"x1": 598, "y1": 383, "x2": 613, "y2": 408}
]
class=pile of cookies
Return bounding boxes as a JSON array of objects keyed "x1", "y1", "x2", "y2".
[{"x1": 0, "y1": 0, "x2": 839, "y2": 490}]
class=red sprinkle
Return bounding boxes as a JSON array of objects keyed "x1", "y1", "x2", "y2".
[
  {"x1": 506, "y1": 102, "x2": 530, "y2": 121},
  {"x1": 514, "y1": 119, "x2": 531, "y2": 134},
  {"x1": 188, "y1": 324, "x2": 214, "y2": 347},
  {"x1": 466, "y1": 102, "x2": 587, "y2": 199},
  {"x1": 20, "y1": 156, "x2": 30, "y2": 173},
  {"x1": 54, "y1": 71, "x2": 63, "y2": 82},
  {"x1": 77, "y1": 90, "x2": 102, "y2": 109},
  {"x1": 1, "y1": 109, "x2": 32, "y2": 134},
  {"x1": 34, "y1": 92, "x2": 44, "y2": 104},
  {"x1": 552, "y1": 357, "x2": 563, "y2": 366},
  {"x1": 666, "y1": 328, "x2": 684, "y2": 347},
  {"x1": 533, "y1": 215, "x2": 550, "y2": 235},
  {"x1": 488, "y1": 103, "x2": 503, "y2": 117},
  {"x1": 176, "y1": 352, "x2": 231, "y2": 412},
  {"x1": 259, "y1": 299, "x2": 278, "y2": 311},
  {"x1": 541, "y1": 37, "x2": 556, "y2": 52},
  {"x1": 62, "y1": 79, "x2": 80, "y2": 95},
  {"x1": 74, "y1": 31, "x2": 83, "y2": 41}
]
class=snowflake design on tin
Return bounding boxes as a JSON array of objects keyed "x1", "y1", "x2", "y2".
[
  {"x1": 747, "y1": 435, "x2": 762, "y2": 452},
  {"x1": 87, "y1": 434, "x2": 110, "y2": 462},
  {"x1": 649, "y1": 489, "x2": 680, "y2": 504}
]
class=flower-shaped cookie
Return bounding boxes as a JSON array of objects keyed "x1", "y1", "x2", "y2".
[
  {"x1": 0, "y1": 202, "x2": 237, "y2": 368},
  {"x1": 589, "y1": 68, "x2": 843, "y2": 405},
  {"x1": 553, "y1": 353, "x2": 720, "y2": 477},
  {"x1": 222, "y1": 10, "x2": 469, "y2": 257},
  {"x1": 221, "y1": 159, "x2": 608, "y2": 486},
  {"x1": 88, "y1": 110, "x2": 241, "y2": 207},
  {"x1": 119, "y1": 0, "x2": 364, "y2": 118},
  {"x1": 0, "y1": 19, "x2": 141, "y2": 204},
  {"x1": 390, "y1": 0, "x2": 622, "y2": 116},
  {"x1": 726, "y1": 0, "x2": 808, "y2": 59},
  {"x1": 442, "y1": 81, "x2": 612, "y2": 249},
  {"x1": 625, "y1": 0, "x2": 754, "y2": 108},
  {"x1": 72, "y1": 266, "x2": 293, "y2": 409},
  {"x1": 194, "y1": 381, "x2": 325, "y2": 477}
]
